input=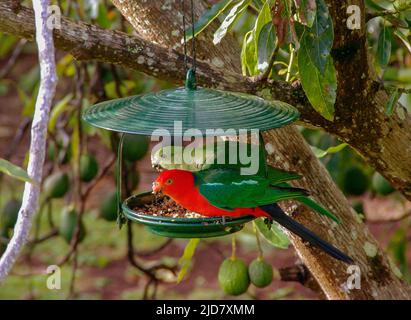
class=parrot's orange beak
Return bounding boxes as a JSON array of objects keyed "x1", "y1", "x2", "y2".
[{"x1": 152, "y1": 181, "x2": 161, "y2": 193}]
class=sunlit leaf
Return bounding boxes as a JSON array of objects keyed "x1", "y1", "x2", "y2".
[
  {"x1": 213, "y1": 0, "x2": 251, "y2": 45},
  {"x1": 255, "y1": 218, "x2": 290, "y2": 249},
  {"x1": 0, "y1": 158, "x2": 32, "y2": 183},
  {"x1": 177, "y1": 239, "x2": 200, "y2": 283},
  {"x1": 185, "y1": 0, "x2": 234, "y2": 41},
  {"x1": 311, "y1": 143, "x2": 348, "y2": 158},
  {"x1": 48, "y1": 94, "x2": 73, "y2": 132}
]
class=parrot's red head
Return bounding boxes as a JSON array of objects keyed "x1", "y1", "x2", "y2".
[{"x1": 152, "y1": 169, "x2": 194, "y2": 197}]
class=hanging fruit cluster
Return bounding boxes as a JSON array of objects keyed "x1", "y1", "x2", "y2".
[{"x1": 218, "y1": 233, "x2": 277, "y2": 296}]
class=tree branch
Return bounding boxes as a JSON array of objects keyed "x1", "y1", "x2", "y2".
[
  {"x1": 1, "y1": 1, "x2": 410, "y2": 201},
  {"x1": 0, "y1": 0, "x2": 57, "y2": 282},
  {"x1": 0, "y1": 1, "x2": 312, "y2": 120}
]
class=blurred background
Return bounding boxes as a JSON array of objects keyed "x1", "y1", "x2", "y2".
[{"x1": 0, "y1": 0, "x2": 410, "y2": 299}]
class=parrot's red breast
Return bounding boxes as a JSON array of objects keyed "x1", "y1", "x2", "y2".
[{"x1": 153, "y1": 169, "x2": 267, "y2": 218}]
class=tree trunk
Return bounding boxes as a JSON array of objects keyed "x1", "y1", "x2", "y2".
[
  {"x1": 109, "y1": 0, "x2": 411, "y2": 299},
  {"x1": 0, "y1": 0, "x2": 57, "y2": 282}
]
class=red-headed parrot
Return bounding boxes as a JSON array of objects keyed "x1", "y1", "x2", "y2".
[{"x1": 153, "y1": 168, "x2": 353, "y2": 263}]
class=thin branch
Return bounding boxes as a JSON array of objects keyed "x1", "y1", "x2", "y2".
[
  {"x1": 0, "y1": 38, "x2": 27, "y2": 78},
  {"x1": 0, "y1": 0, "x2": 57, "y2": 282}
]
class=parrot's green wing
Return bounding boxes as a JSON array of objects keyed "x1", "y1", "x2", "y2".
[
  {"x1": 266, "y1": 166, "x2": 302, "y2": 184},
  {"x1": 194, "y1": 169, "x2": 308, "y2": 209}
]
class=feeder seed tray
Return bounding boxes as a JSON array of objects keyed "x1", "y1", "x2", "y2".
[{"x1": 122, "y1": 192, "x2": 255, "y2": 238}]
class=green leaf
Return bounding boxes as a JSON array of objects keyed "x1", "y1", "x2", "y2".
[
  {"x1": 255, "y1": 218, "x2": 290, "y2": 249},
  {"x1": 296, "y1": 0, "x2": 317, "y2": 27},
  {"x1": 185, "y1": 0, "x2": 234, "y2": 41},
  {"x1": 388, "y1": 228, "x2": 411, "y2": 282},
  {"x1": 0, "y1": 34, "x2": 17, "y2": 58},
  {"x1": 97, "y1": 3, "x2": 111, "y2": 29},
  {"x1": 253, "y1": 0, "x2": 272, "y2": 47},
  {"x1": 299, "y1": 36, "x2": 337, "y2": 121},
  {"x1": 257, "y1": 22, "x2": 276, "y2": 72},
  {"x1": 302, "y1": 0, "x2": 334, "y2": 74},
  {"x1": 311, "y1": 142, "x2": 348, "y2": 158},
  {"x1": 177, "y1": 239, "x2": 200, "y2": 283},
  {"x1": 377, "y1": 25, "x2": 392, "y2": 67},
  {"x1": 213, "y1": 0, "x2": 251, "y2": 45},
  {"x1": 365, "y1": 0, "x2": 386, "y2": 12},
  {"x1": 385, "y1": 88, "x2": 401, "y2": 116},
  {"x1": 251, "y1": 0, "x2": 264, "y2": 10},
  {"x1": 48, "y1": 93, "x2": 73, "y2": 132},
  {"x1": 0, "y1": 158, "x2": 32, "y2": 183},
  {"x1": 394, "y1": 29, "x2": 411, "y2": 55},
  {"x1": 241, "y1": 30, "x2": 258, "y2": 75}
]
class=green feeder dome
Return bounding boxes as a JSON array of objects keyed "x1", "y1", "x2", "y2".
[
  {"x1": 81, "y1": 70, "x2": 299, "y2": 239},
  {"x1": 82, "y1": 72, "x2": 299, "y2": 136}
]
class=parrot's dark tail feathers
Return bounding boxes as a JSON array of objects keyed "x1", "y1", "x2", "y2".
[{"x1": 259, "y1": 204, "x2": 354, "y2": 264}]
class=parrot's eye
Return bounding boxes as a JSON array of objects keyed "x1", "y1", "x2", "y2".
[{"x1": 165, "y1": 179, "x2": 173, "y2": 185}]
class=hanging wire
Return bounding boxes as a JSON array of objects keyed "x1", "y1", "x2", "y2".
[
  {"x1": 181, "y1": 0, "x2": 188, "y2": 72},
  {"x1": 181, "y1": 0, "x2": 197, "y2": 72},
  {"x1": 190, "y1": 0, "x2": 196, "y2": 72}
]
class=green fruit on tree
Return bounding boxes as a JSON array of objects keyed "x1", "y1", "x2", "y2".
[
  {"x1": 372, "y1": 172, "x2": 394, "y2": 196},
  {"x1": 248, "y1": 258, "x2": 273, "y2": 288},
  {"x1": 44, "y1": 172, "x2": 70, "y2": 199},
  {"x1": 342, "y1": 167, "x2": 369, "y2": 196},
  {"x1": 80, "y1": 154, "x2": 99, "y2": 182},
  {"x1": 59, "y1": 206, "x2": 86, "y2": 244},
  {"x1": 100, "y1": 192, "x2": 118, "y2": 221},
  {"x1": 218, "y1": 258, "x2": 250, "y2": 296},
  {"x1": 1, "y1": 199, "x2": 21, "y2": 230},
  {"x1": 122, "y1": 134, "x2": 150, "y2": 162}
]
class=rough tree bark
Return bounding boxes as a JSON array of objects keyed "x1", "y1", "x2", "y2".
[
  {"x1": 109, "y1": 0, "x2": 411, "y2": 299},
  {"x1": 0, "y1": 0, "x2": 410, "y2": 298},
  {"x1": 0, "y1": 0, "x2": 409, "y2": 201},
  {"x1": 0, "y1": 0, "x2": 57, "y2": 281}
]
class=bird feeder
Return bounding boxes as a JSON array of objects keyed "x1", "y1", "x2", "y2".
[{"x1": 81, "y1": 2, "x2": 299, "y2": 239}]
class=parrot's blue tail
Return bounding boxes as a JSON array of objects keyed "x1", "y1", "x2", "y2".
[{"x1": 259, "y1": 204, "x2": 354, "y2": 263}]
